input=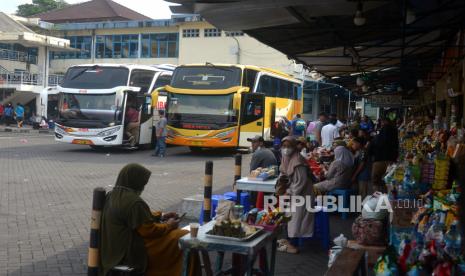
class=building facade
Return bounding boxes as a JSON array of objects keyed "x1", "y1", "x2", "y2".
[{"x1": 2, "y1": 0, "x2": 348, "y2": 122}]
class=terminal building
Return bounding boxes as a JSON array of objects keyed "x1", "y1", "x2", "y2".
[{"x1": 0, "y1": 0, "x2": 350, "y2": 121}]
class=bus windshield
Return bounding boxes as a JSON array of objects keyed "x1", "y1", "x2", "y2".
[
  {"x1": 59, "y1": 93, "x2": 121, "y2": 125},
  {"x1": 171, "y1": 66, "x2": 241, "y2": 89},
  {"x1": 61, "y1": 66, "x2": 129, "y2": 89},
  {"x1": 167, "y1": 93, "x2": 237, "y2": 129}
]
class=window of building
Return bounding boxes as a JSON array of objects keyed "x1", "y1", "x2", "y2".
[
  {"x1": 182, "y1": 29, "x2": 200, "y2": 38},
  {"x1": 95, "y1": 34, "x2": 144, "y2": 59},
  {"x1": 141, "y1": 33, "x2": 178, "y2": 58},
  {"x1": 225, "y1": 31, "x2": 244, "y2": 37},
  {"x1": 51, "y1": 36, "x2": 92, "y2": 59},
  {"x1": 204, "y1": 28, "x2": 222, "y2": 37},
  {"x1": 129, "y1": 69, "x2": 156, "y2": 93}
]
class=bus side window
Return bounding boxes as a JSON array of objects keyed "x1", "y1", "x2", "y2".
[
  {"x1": 257, "y1": 75, "x2": 276, "y2": 97},
  {"x1": 154, "y1": 74, "x2": 171, "y2": 89},
  {"x1": 130, "y1": 70, "x2": 156, "y2": 93},
  {"x1": 243, "y1": 69, "x2": 258, "y2": 90}
]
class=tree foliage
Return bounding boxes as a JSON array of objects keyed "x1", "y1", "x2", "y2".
[{"x1": 16, "y1": 0, "x2": 69, "y2": 17}]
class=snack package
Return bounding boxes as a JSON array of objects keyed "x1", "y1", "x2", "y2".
[{"x1": 374, "y1": 246, "x2": 400, "y2": 276}]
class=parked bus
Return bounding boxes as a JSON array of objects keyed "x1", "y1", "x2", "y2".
[
  {"x1": 54, "y1": 64, "x2": 173, "y2": 148},
  {"x1": 163, "y1": 64, "x2": 303, "y2": 150}
]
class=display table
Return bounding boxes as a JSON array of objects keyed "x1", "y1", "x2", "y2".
[
  {"x1": 235, "y1": 177, "x2": 277, "y2": 193},
  {"x1": 179, "y1": 220, "x2": 279, "y2": 276}
]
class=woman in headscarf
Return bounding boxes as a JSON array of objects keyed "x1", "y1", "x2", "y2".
[
  {"x1": 277, "y1": 136, "x2": 314, "y2": 254},
  {"x1": 314, "y1": 145, "x2": 354, "y2": 193},
  {"x1": 99, "y1": 163, "x2": 198, "y2": 276}
]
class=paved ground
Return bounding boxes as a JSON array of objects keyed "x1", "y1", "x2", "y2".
[{"x1": 0, "y1": 131, "x2": 354, "y2": 276}]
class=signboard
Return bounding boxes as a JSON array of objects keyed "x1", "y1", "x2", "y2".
[
  {"x1": 367, "y1": 95, "x2": 420, "y2": 107},
  {"x1": 367, "y1": 95, "x2": 402, "y2": 107}
]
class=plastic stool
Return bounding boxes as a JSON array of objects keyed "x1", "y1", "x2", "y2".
[
  {"x1": 326, "y1": 188, "x2": 355, "y2": 220},
  {"x1": 223, "y1": 192, "x2": 251, "y2": 213},
  {"x1": 298, "y1": 206, "x2": 330, "y2": 250},
  {"x1": 199, "y1": 194, "x2": 233, "y2": 224}
]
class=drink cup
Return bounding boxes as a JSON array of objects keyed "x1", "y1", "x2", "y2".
[{"x1": 190, "y1": 223, "x2": 200, "y2": 238}]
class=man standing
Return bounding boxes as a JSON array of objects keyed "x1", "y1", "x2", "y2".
[
  {"x1": 321, "y1": 116, "x2": 340, "y2": 148},
  {"x1": 313, "y1": 112, "x2": 328, "y2": 145},
  {"x1": 369, "y1": 118, "x2": 399, "y2": 192},
  {"x1": 290, "y1": 114, "x2": 306, "y2": 137},
  {"x1": 248, "y1": 135, "x2": 278, "y2": 171},
  {"x1": 153, "y1": 110, "x2": 167, "y2": 157},
  {"x1": 14, "y1": 103, "x2": 24, "y2": 128}
]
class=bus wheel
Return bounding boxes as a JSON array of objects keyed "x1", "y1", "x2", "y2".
[{"x1": 189, "y1": 146, "x2": 203, "y2": 153}]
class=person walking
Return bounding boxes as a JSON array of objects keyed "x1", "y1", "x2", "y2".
[
  {"x1": 368, "y1": 118, "x2": 399, "y2": 192},
  {"x1": 15, "y1": 103, "x2": 25, "y2": 128},
  {"x1": 290, "y1": 114, "x2": 306, "y2": 137},
  {"x1": 153, "y1": 110, "x2": 167, "y2": 157},
  {"x1": 4, "y1": 103, "x2": 13, "y2": 127}
]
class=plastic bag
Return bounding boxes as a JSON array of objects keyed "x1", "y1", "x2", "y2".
[
  {"x1": 361, "y1": 192, "x2": 390, "y2": 220},
  {"x1": 333, "y1": 234, "x2": 348, "y2": 247}
]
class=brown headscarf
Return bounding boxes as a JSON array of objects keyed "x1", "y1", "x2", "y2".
[{"x1": 279, "y1": 136, "x2": 307, "y2": 176}]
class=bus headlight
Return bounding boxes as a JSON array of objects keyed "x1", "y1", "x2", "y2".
[
  {"x1": 97, "y1": 126, "x2": 121, "y2": 137},
  {"x1": 214, "y1": 128, "x2": 235, "y2": 138}
]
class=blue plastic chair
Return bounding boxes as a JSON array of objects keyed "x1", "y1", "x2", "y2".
[
  {"x1": 298, "y1": 206, "x2": 330, "y2": 251},
  {"x1": 326, "y1": 188, "x2": 355, "y2": 220},
  {"x1": 199, "y1": 194, "x2": 233, "y2": 224},
  {"x1": 223, "y1": 192, "x2": 251, "y2": 213}
]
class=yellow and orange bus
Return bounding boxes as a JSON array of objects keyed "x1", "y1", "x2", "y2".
[{"x1": 157, "y1": 64, "x2": 303, "y2": 150}]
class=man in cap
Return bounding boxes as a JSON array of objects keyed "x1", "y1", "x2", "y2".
[
  {"x1": 247, "y1": 135, "x2": 278, "y2": 208},
  {"x1": 248, "y1": 135, "x2": 277, "y2": 172}
]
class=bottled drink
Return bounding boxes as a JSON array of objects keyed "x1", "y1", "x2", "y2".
[{"x1": 444, "y1": 221, "x2": 462, "y2": 259}]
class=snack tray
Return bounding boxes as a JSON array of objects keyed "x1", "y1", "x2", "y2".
[{"x1": 205, "y1": 226, "x2": 264, "y2": 242}]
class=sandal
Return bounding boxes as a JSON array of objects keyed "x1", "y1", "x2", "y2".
[
  {"x1": 277, "y1": 239, "x2": 289, "y2": 246},
  {"x1": 277, "y1": 243, "x2": 299, "y2": 254}
]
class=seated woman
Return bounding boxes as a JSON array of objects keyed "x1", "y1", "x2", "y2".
[
  {"x1": 277, "y1": 136, "x2": 314, "y2": 254},
  {"x1": 99, "y1": 163, "x2": 198, "y2": 276},
  {"x1": 314, "y1": 145, "x2": 354, "y2": 194}
]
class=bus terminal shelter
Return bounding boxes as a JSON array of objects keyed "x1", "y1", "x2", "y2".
[{"x1": 168, "y1": 1, "x2": 465, "y2": 275}]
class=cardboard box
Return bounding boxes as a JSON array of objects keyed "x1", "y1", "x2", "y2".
[
  {"x1": 347, "y1": 240, "x2": 386, "y2": 268},
  {"x1": 389, "y1": 199, "x2": 418, "y2": 227}
]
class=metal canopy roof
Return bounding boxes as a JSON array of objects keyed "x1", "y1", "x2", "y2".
[{"x1": 169, "y1": 0, "x2": 465, "y2": 95}]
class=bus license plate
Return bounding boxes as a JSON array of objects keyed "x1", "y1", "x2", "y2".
[
  {"x1": 72, "y1": 139, "x2": 94, "y2": 145},
  {"x1": 192, "y1": 141, "x2": 203, "y2": 146}
]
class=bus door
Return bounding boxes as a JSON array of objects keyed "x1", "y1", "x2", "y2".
[
  {"x1": 137, "y1": 93, "x2": 153, "y2": 145},
  {"x1": 238, "y1": 93, "x2": 265, "y2": 147}
]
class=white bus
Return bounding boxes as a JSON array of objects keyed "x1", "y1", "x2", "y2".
[{"x1": 54, "y1": 64, "x2": 173, "y2": 149}]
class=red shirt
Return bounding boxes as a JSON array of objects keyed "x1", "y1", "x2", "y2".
[{"x1": 126, "y1": 108, "x2": 139, "y2": 123}]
